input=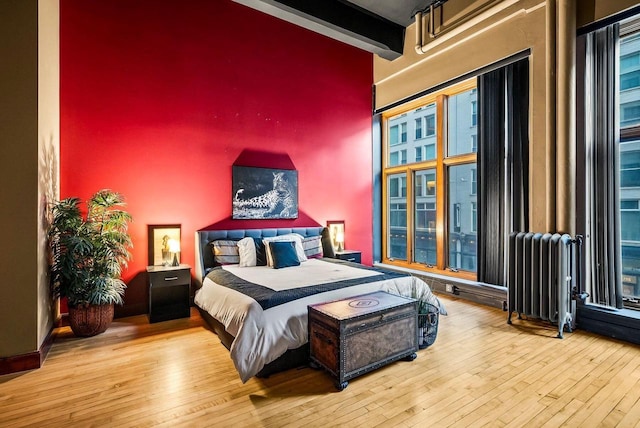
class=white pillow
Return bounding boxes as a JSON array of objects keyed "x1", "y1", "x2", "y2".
[
  {"x1": 263, "y1": 234, "x2": 307, "y2": 267},
  {"x1": 237, "y1": 237, "x2": 257, "y2": 267}
]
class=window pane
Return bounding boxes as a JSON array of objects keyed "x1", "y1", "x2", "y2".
[
  {"x1": 414, "y1": 169, "x2": 437, "y2": 266},
  {"x1": 415, "y1": 147, "x2": 422, "y2": 162},
  {"x1": 389, "y1": 151, "x2": 399, "y2": 166},
  {"x1": 390, "y1": 125, "x2": 399, "y2": 146},
  {"x1": 621, "y1": 102, "x2": 640, "y2": 127},
  {"x1": 387, "y1": 173, "x2": 407, "y2": 260},
  {"x1": 425, "y1": 114, "x2": 436, "y2": 136},
  {"x1": 386, "y1": 104, "x2": 436, "y2": 167},
  {"x1": 619, "y1": 27, "x2": 640, "y2": 302},
  {"x1": 621, "y1": 245, "x2": 640, "y2": 298},
  {"x1": 471, "y1": 168, "x2": 477, "y2": 195},
  {"x1": 425, "y1": 144, "x2": 436, "y2": 160},
  {"x1": 448, "y1": 164, "x2": 477, "y2": 272},
  {"x1": 621, "y1": 70, "x2": 640, "y2": 90},
  {"x1": 448, "y1": 88, "x2": 478, "y2": 156},
  {"x1": 621, "y1": 149, "x2": 640, "y2": 187},
  {"x1": 621, "y1": 211, "x2": 640, "y2": 241}
]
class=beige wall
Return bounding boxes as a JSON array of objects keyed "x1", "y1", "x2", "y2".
[
  {"x1": 374, "y1": 0, "x2": 639, "y2": 233},
  {"x1": 375, "y1": 0, "x2": 548, "y2": 230},
  {"x1": 0, "y1": 0, "x2": 58, "y2": 359},
  {"x1": 38, "y1": 0, "x2": 60, "y2": 348}
]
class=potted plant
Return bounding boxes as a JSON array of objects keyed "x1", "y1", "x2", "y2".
[{"x1": 48, "y1": 189, "x2": 132, "y2": 337}]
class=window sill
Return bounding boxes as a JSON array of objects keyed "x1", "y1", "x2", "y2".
[
  {"x1": 577, "y1": 303, "x2": 640, "y2": 345},
  {"x1": 374, "y1": 262, "x2": 507, "y2": 309}
]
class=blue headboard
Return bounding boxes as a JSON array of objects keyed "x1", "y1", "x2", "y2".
[{"x1": 194, "y1": 226, "x2": 332, "y2": 287}]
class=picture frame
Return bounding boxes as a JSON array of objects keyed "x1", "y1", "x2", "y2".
[
  {"x1": 147, "y1": 224, "x2": 181, "y2": 266},
  {"x1": 232, "y1": 165, "x2": 298, "y2": 219},
  {"x1": 327, "y1": 220, "x2": 345, "y2": 252}
]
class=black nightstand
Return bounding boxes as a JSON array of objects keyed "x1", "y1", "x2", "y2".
[
  {"x1": 335, "y1": 250, "x2": 361, "y2": 264},
  {"x1": 146, "y1": 264, "x2": 191, "y2": 323}
]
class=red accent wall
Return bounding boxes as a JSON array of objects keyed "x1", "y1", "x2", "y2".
[{"x1": 60, "y1": 0, "x2": 374, "y2": 316}]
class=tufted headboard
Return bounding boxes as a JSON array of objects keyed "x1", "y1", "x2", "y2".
[{"x1": 194, "y1": 226, "x2": 335, "y2": 288}]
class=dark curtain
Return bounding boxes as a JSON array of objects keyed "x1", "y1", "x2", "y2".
[
  {"x1": 584, "y1": 24, "x2": 622, "y2": 308},
  {"x1": 507, "y1": 59, "x2": 530, "y2": 234},
  {"x1": 477, "y1": 58, "x2": 529, "y2": 286},
  {"x1": 477, "y1": 68, "x2": 505, "y2": 285}
]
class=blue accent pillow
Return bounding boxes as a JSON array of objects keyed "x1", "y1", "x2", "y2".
[{"x1": 270, "y1": 241, "x2": 301, "y2": 269}]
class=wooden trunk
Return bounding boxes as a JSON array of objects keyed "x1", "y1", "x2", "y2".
[{"x1": 308, "y1": 291, "x2": 418, "y2": 390}]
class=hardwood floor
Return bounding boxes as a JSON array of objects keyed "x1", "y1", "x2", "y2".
[{"x1": 2, "y1": 296, "x2": 640, "y2": 427}]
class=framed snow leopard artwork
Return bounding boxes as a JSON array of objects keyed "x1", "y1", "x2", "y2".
[{"x1": 232, "y1": 166, "x2": 298, "y2": 219}]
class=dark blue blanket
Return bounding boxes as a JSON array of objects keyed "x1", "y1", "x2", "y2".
[{"x1": 205, "y1": 258, "x2": 408, "y2": 310}]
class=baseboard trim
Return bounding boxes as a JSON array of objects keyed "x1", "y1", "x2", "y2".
[{"x1": 0, "y1": 325, "x2": 56, "y2": 376}]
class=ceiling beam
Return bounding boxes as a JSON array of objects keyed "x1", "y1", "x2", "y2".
[{"x1": 233, "y1": 0, "x2": 405, "y2": 60}]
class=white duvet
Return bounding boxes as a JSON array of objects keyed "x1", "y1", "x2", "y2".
[{"x1": 194, "y1": 259, "x2": 443, "y2": 382}]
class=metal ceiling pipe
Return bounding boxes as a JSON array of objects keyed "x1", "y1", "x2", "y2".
[
  {"x1": 414, "y1": 0, "x2": 521, "y2": 55},
  {"x1": 555, "y1": 0, "x2": 577, "y2": 234},
  {"x1": 545, "y1": 0, "x2": 557, "y2": 232},
  {"x1": 429, "y1": 4, "x2": 436, "y2": 38},
  {"x1": 415, "y1": 10, "x2": 423, "y2": 51}
]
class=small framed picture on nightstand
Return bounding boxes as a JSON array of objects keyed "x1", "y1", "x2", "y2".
[{"x1": 148, "y1": 224, "x2": 181, "y2": 266}]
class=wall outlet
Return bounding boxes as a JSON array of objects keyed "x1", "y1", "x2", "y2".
[{"x1": 445, "y1": 284, "x2": 454, "y2": 293}]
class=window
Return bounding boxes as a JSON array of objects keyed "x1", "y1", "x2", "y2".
[
  {"x1": 400, "y1": 149, "x2": 407, "y2": 165},
  {"x1": 621, "y1": 200, "x2": 640, "y2": 241},
  {"x1": 449, "y1": 89, "x2": 478, "y2": 156},
  {"x1": 415, "y1": 118, "x2": 423, "y2": 139},
  {"x1": 620, "y1": 150, "x2": 640, "y2": 187},
  {"x1": 400, "y1": 122, "x2": 407, "y2": 143},
  {"x1": 425, "y1": 114, "x2": 436, "y2": 136},
  {"x1": 471, "y1": 100, "x2": 477, "y2": 127},
  {"x1": 582, "y1": 14, "x2": 640, "y2": 309},
  {"x1": 425, "y1": 144, "x2": 436, "y2": 160},
  {"x1": 389, "y1": 125, "x2": 399, "y2": 146},
  {"x1": 414, "y1": 170, "x2": 436, "y2": 266},
  {"x1": 389, "y1": 151, "x2": 399, "y2": 166},
  {"x1": 383, "y1": 79, "x2": 477, "y2": 278},
  {"x1": 471, "y1": 202, "x2": 477, "y2": 233},
  {"x1": 471, "y1": 168, "x2": 477, "y2": 195},
  {"x1": 621, "y1": 70, "x2": 640, "y2": 90},
  {"x1": 387, "y1": 174, "x2": 407, "y2": 260},
  {"x1": 621, "y1": 52, "x2": 640, "y2": 69},
  {"x1": 415, "y1": 146, "x2": 423, "y2": 162},
  {"x1": 621, "y1": 102, "x2": 640, "y2": 126},
  {"x1": 471, "y1": 134, "x2": 478, "y2": 153}
]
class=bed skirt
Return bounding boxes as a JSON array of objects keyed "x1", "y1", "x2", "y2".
[{"x1": 197, "y1": 306, "x2": 310, "y2": 378}]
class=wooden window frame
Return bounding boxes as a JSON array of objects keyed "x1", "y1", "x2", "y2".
[{"x1": 382, "y1": 79, "x2": 477, "y2": 281}]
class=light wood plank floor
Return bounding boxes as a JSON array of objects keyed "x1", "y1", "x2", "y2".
[{"x1": 2, "y1": 296, "x2": 640, "y2": 427}]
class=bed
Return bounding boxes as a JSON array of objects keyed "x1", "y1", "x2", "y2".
[{"x1": 194, "y1": 226, "x2": 444, "y2": 383}]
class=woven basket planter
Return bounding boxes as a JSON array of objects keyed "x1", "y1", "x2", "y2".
[{"x1": 68, "y1": 304, "x2": 115, "y2": 337}]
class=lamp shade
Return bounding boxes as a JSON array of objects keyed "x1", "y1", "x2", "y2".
[{"x1": 168, "y1": 238, "x2": 180, "y2": 253}]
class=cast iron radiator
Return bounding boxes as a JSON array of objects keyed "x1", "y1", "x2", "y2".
[{"x1": 507, "y1": 232, "x2": 583, "y2": 338}]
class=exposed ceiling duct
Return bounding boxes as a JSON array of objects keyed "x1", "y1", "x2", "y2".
[{"x1": 232, "y1": 0, "x2": 408, "y2": 60}]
